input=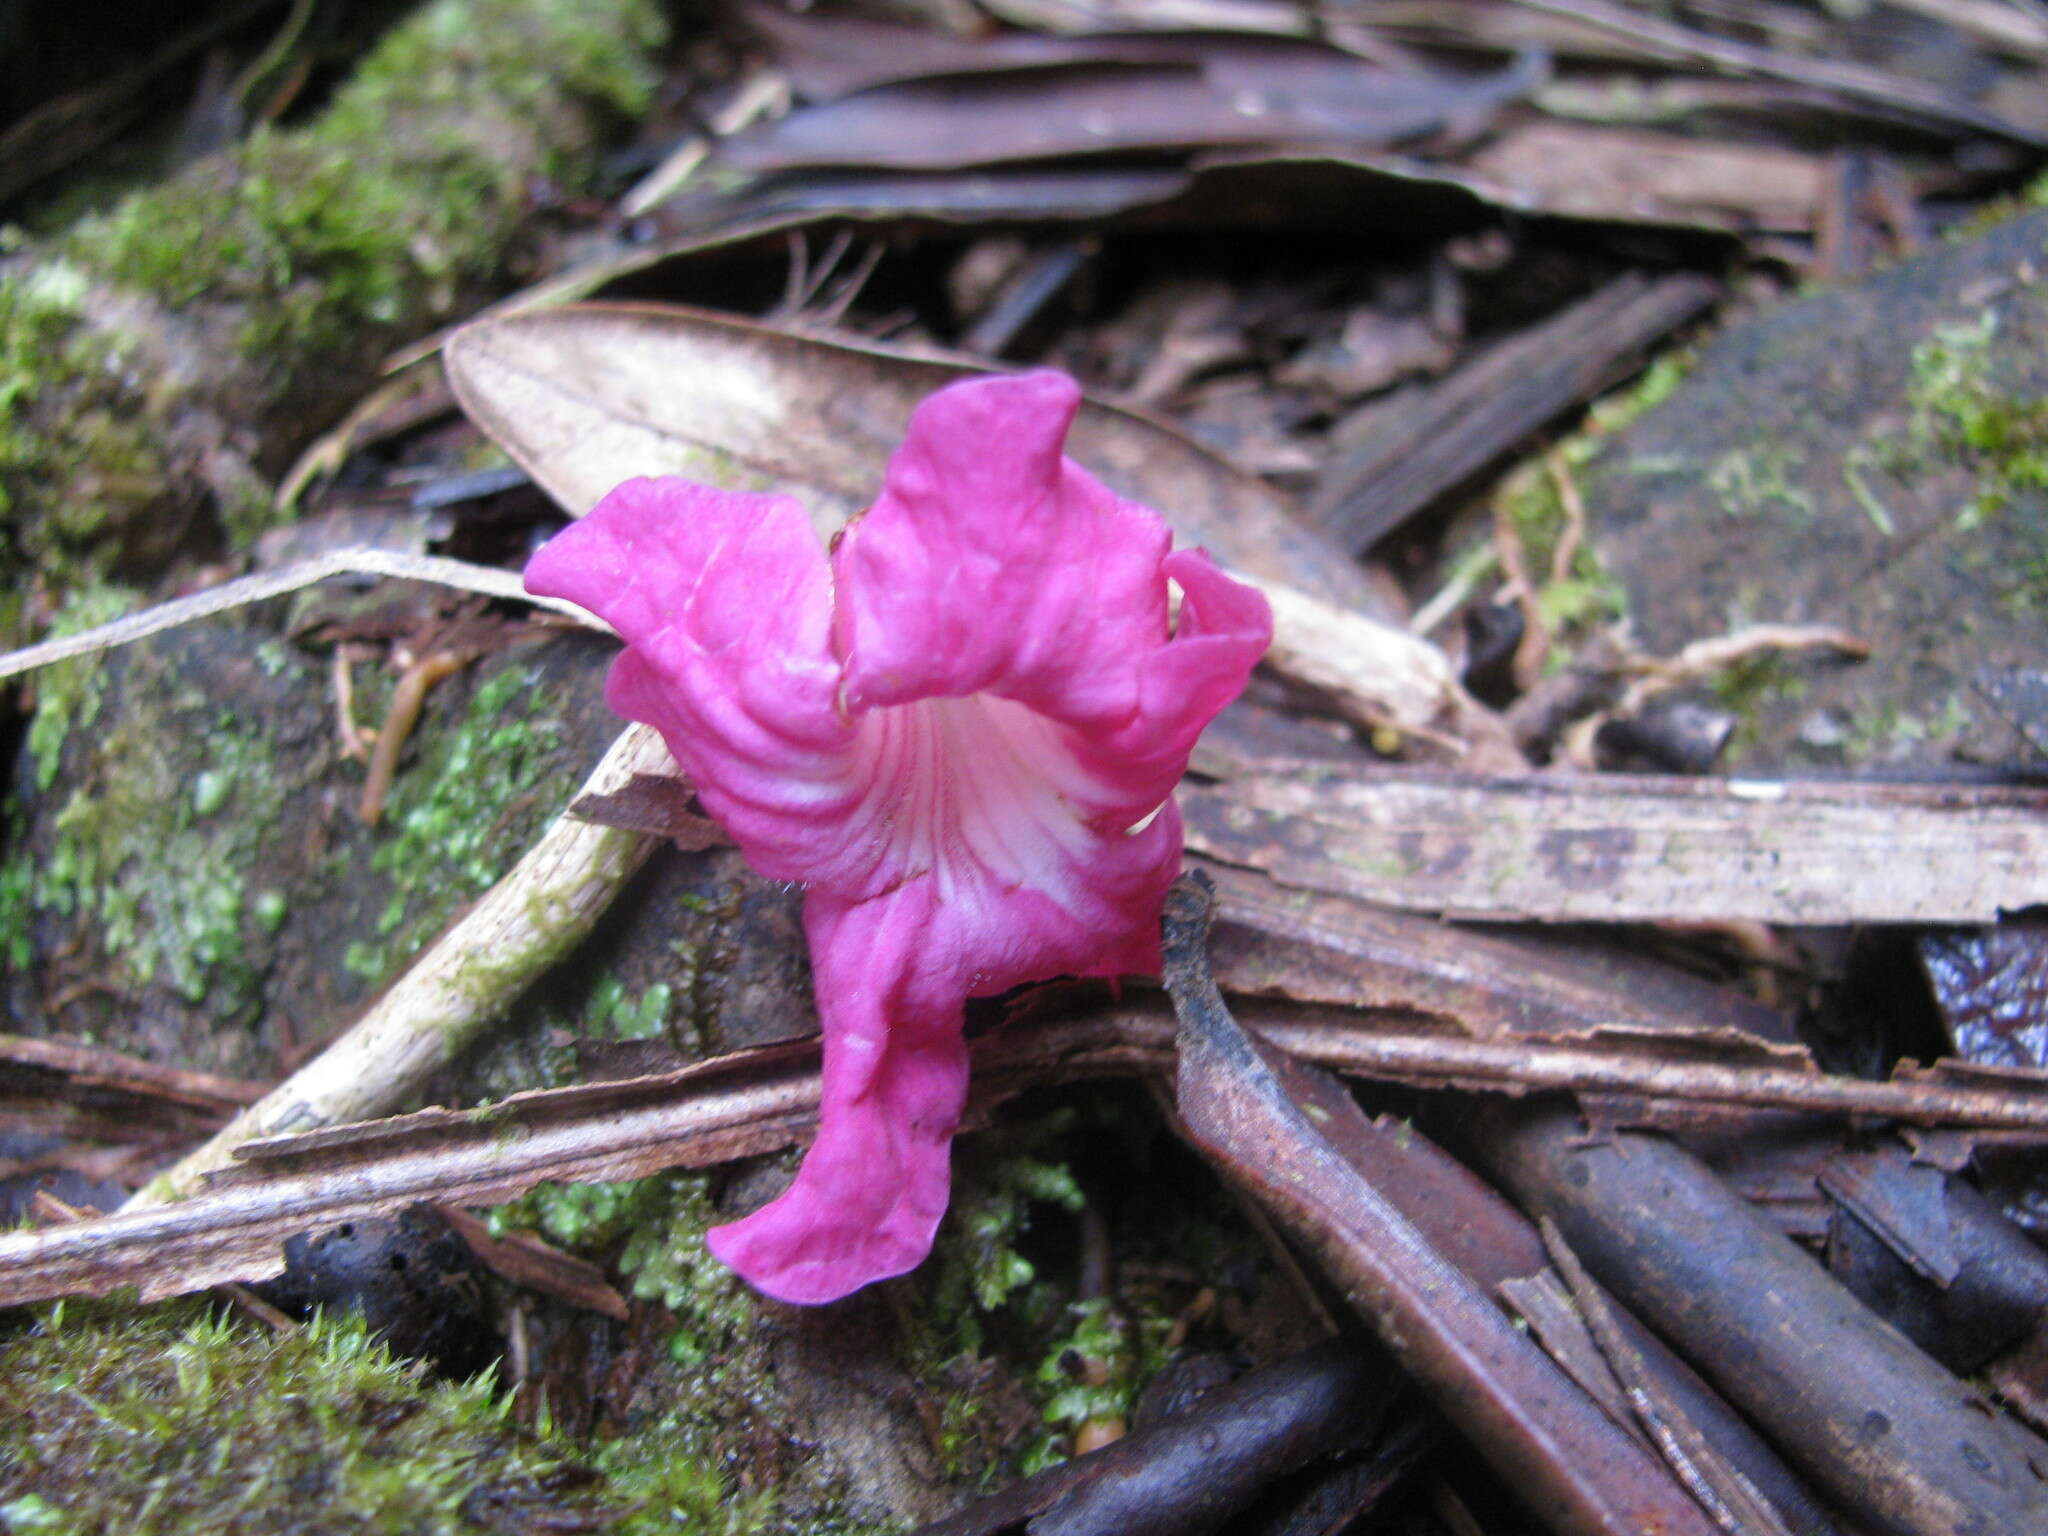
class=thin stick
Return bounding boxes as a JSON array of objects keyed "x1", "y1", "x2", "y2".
[
  {"x1": 358, "y1": 650, "x2": 470, "y2": 824},
  {"x1": 0, "y1": 548, "x2": 607, "y2": 684}
]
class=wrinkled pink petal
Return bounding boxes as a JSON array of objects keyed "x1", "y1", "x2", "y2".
[
  {"x1": 526, "y1": 369, "x2": 1272, "y2": 1304},
  {"x1": 834, "y1": 371, "x2": 1176, "y2": 737},
  {"x1": 707, "y1": 884, "x2": 968, "y2": 1304},
  {"x1": 523, "y1": 478, "x2": 856, "y2": 880}
]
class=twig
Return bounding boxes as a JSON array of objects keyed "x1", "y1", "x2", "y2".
[
  {"x1": 1540, "y1": 1219, "x2": 1796, "y2": 1536},
  {"x1": 0, "y1": 547, "x2": 607, "y2": 685},
  {"x1": 358, "y1": 649, "x2": 471, "y2": 824},
  {"x1": 11, "y1": 989, "x2": 2048, "y2": 1305},
  {"x1": 331, "y1": 642, "x2": 377, "y2": 762},
  {"x1": 1546, "y1": 446, "x2": 1588, "y2": 588},
  {"x1": 126, "y1": 723, "x2": 670, "y2": 1207},
  {"x1": 1617, "y1": 623, "x2": 1871, "y2": 716}
]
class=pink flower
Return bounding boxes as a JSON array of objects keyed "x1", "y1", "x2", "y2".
[{"x1": 526, "y1": 370, "x2": 1271, "y2": 1304}]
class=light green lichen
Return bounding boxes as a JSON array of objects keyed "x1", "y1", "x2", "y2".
[
  {"x1": 1706, "y1": 444, "x2": 1815, "y2": 523},
  {"x1": 1840, "y1": 693, "x2": 1975, "y2": 762}
]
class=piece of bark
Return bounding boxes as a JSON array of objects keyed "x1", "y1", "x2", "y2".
[
  {"x1": 9, "y1": 992, "x2": 2048, "y2": 1309},
  {"x1": 1162, "y1": 875, "x2": 1723, "y2": 1536},
  {"x1": 433, "y1": 1202, "x2": 628, "y2": 1322},
  {"x1": 1511, "y1": 0, "x2": 2045, "y2": 145},
  {"x1": 569, "y1": 773, "x2": 730, "y2": 850},
  {"x1": 1472, "y1": 1101, "x2": 2048, "y2": 1536},
  {"x1": 1988, "y1": 1329, "x2": 2048, "y2": 1437},
  {"x1": 1201, "y1": 860, "x2": 1799, "y2": 1044},
  {"x1": 1181, "y1": 765, "x2": 2048, "y2": 923},
  {"x1": 739, "y1": 3, "x2": 1209, "y2": 101},
  {"x1": 0, "y1": 1033, "x2": 267, "y2": 1131},
  {"x1": 1307, "y1": 273, "x2": 1718, "y2": 554},
  {"x1": 1821, "y1": 1148, "x2": 2048, "y2": 1373},
  {"x1": 916, "y1": 1337, "x2": 1394, "y2": 1536}
]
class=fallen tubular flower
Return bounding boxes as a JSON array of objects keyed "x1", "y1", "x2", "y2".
[{"x1": 526, "y1": 370, "x2": 1270, "y2": 1303}]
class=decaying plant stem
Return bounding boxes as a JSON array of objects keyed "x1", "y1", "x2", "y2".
[{"x1": 127, "y1": 723, "x2": 669, "y2": 1207}]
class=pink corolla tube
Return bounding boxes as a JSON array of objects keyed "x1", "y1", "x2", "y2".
[{"x1": 526, "y1": 370, "x2": 1272, "y2": 1304}]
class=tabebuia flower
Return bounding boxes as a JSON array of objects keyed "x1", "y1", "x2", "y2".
[{"x1": 526, "y1": 370, "x2": 1272, "y2": 1304}]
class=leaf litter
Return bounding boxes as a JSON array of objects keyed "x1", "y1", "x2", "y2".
[{"x1": 11, "y1": 0, "x2": 2048, "y2": 1529}]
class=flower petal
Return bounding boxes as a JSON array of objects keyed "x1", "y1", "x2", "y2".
[
  {"x1": 706, "y1": 884, "x2": 970, "y2": 1304},
  {"x1": 832, "y1": 371, "x2": 1176, "y2": 733},
  {"x1": 526, "y1": 375, "x2": 1275, "y2": 1306},
  {"x1": 522, "y1": 477, "x2": 858, "y2": 880}
]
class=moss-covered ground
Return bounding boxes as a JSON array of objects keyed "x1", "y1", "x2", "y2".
[
  {"x1": 0, "y1": 1304, "x2": 613, "y2": 1535},
  {"x1": 0, "y1": 0, "x2": 667, "y2": 639}
]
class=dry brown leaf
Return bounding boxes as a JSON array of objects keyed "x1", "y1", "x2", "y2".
[{"x1": 441, "y1": 302, "x2": 1373, "y2": 608}]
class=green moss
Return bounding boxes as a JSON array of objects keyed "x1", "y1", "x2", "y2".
[
  {"x1": 0, "y1": 0, "x2": 668, "y2": 589},
  {"x1": 30, "y1": 663, "x2": 286, "y2": 1013},
  {"x1": 583, "y1": 975, "x2": 674, "y2": 1043},
  {"x1": 0, "y1": 273, "x2": 161, "y2": 641},
  {"x1": 935, "y1": 1141, "x2": 1086, "y2": 1324},
  {"x1": 0, "y1": 1304, "x2": 614, "y2": 1534},
  {"x1": 24, "y1": 585, "x2": 137, "y2": 793},
  {"x1": 0, "y1": 853, "x2": 35, "y2": 970},
  {"x1": 1840, "y1": 693, "x2": 1974, "y2": 762},
  {"x1": 485, "y1": 1171, "x2": 793, "y2": 1530},
  {"x1": 1587, "y1": 350, "x2": 1691, "y2": 436},
  {"x1": 72, "y1": 0, "x2": 663, "y2": 423},
  {"x1": 342, "y1": 664, "x2": 571, "y2": 988},
  {"x1": 594, "y1": 1423, "x2": 781, "y2": 1536},
  {"x1": 1905, "y1": 311, "x2": 2048, "y2": 522},
  {"x1": 487, "y1": 1171, "x2": 756, "y2": 1369},
  {"x1": 1016, "y1": 1292, "x2": 1174, "y2": 1477}
]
